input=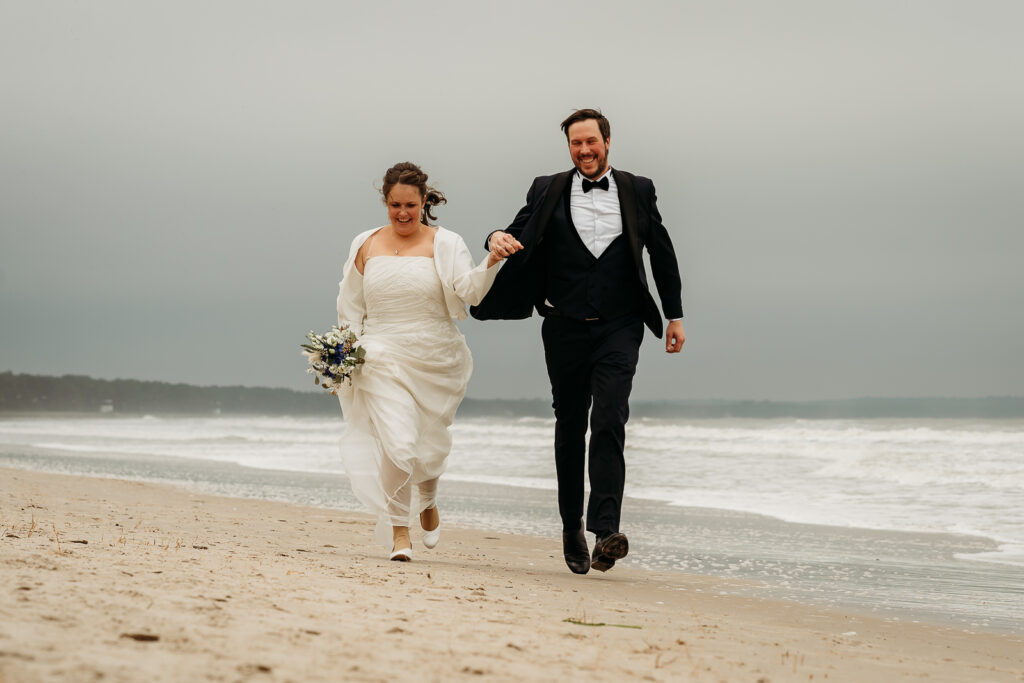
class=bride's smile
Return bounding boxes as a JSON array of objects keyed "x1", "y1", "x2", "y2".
[{"x1": 387, "y1": 183, "x2": 427, "y2": 237}]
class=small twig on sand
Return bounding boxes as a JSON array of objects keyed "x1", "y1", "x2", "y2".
[
  {"x1": 563, "y1": 617, "x2": 642, "y2": 629},
  {"x1": 52, "y1": 523, "x2": 62, "y2": 555}
]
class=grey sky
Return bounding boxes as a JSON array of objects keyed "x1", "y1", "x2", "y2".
[{"x1": 1, "y1": 1, "x2": 1022, "y2": 400}]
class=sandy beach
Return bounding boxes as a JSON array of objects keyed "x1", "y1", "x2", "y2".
[{"x1": 1, "y1": 467, "x2": 1022, "y2": 682}]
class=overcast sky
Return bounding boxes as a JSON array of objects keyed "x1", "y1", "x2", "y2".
[{"x1": 2, "y1": 1, "x2": 1022, "y2": 400}]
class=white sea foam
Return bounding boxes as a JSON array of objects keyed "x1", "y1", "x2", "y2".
[
  {"x1": 2, "y1": 414, "x2": 1022, "y2": 565},
  {"x1": 443, "y1": 473, "x2": 558, "y2": 491},
  {"x1": 30, "y1": 442, "x2": 107, "y2": 453}
]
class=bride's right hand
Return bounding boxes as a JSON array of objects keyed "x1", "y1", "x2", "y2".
[{"x1": 487, "y1": 231, "x2": 523, "y2": 266}]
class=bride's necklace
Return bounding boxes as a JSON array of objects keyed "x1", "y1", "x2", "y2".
[{"x1": 391, "y1": 225, "x2": 423, "y2": 255}]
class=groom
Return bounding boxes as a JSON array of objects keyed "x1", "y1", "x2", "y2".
[{"x1": 472, "y1": 109, "x2": 685, "y2": 574}]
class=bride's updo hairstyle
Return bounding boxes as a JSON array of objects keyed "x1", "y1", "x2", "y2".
[{"x1": 381, "y1": 162, "x2": 447, "y2": 226}]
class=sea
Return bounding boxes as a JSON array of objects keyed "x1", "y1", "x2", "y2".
[{"x1": 1, "y1": 413, "x2": 1022, "y2": 634}]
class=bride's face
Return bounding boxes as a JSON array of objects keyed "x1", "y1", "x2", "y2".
[{"x1": 386, "y1": 183, "x2": 425, "y2": 235}]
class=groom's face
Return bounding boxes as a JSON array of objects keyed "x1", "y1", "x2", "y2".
[{"x1": 567, "y1": 119, "x2": 610, "y2": 179}]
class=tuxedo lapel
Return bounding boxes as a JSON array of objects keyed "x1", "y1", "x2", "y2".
[
  {"x1": 613, "y1": 169, "x2": 643, "y2": 271},
  {"x1": 533, "y1": 170, "x2": 573, "y2": 249}
]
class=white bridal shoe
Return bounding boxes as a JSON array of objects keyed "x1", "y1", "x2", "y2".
[
  {"x1": 421, "y1": 507, "x2": 441, "y2": 549},
  {"x1": 422, "y1": 523, "x2": 441, "y2": 549},
  {"x1": 391, "y1": 526, "x2": 412, "y2": 561}
]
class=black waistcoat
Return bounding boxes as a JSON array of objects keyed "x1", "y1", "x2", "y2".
[{"x1": 544, "y1": 188, "x2": 643, "y2": 321}]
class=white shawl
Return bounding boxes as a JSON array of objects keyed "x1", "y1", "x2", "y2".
[{"x1": 336, "y1": 226, "x2": 501, "y2": 331}]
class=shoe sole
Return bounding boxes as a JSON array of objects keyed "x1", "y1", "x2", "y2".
[
  {"x1": 591, "y1": 533, "x2": 628, "y2": 573},
  {"x1": 566, "y1": 560, "x2": 590, "y2": 574}
]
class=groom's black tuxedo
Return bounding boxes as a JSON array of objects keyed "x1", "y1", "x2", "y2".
[
  {"x1": 471, "y1": 168, "x2": 684, "y2": 541},
  {"x1": 470, "y1": 168, "x2": 682, "y2": 336}
]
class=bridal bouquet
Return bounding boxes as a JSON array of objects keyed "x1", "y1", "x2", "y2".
[{"x1": 301, "y1": 324, "x2": 366, "y2": 390}]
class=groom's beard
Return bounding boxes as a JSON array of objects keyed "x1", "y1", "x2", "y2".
[{"x1": 573, "y1": 147, "x2": 609, "y2": 179}]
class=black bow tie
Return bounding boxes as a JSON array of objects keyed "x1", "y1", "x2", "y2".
[{"x1": 582, "y1": 176, "x2": 609, "y2": 193}]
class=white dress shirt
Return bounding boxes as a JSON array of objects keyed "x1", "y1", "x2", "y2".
[
  {"x1": 491, "y1": 168, "x2": 681, "y2": 323},
  {"x1": 570, "y1": 168, "x2": 622, "y2": 258},
  {"x1": 569, "y1": 168, "x2": 681, "y2": 323}
]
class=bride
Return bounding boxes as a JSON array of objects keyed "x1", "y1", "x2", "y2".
[{"x1": 335, "y1": 161, "x2": 521, "y2": 561}]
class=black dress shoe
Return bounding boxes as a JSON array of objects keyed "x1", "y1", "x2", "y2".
[
  {"x1": 562, "y1": 529, "x2": 591, "y2": 574},
  {"x1": 591, "y1": 532, "x2": 629, "y2": 572}
]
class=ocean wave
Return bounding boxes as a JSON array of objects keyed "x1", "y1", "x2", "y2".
[
  {"x1": 5, "y1": 415, "x2": 1023, "y2": 567},
  {"x1": 624, "y1": 485, "x2": 1024, "y2": 566},
  {"x1": 442, "y1": 473, "x2": 558, "y2": 491}
]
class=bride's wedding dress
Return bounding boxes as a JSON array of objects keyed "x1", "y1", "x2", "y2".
[{"x1": 335, "y1": 228, "x2": 498, "y2": 547}]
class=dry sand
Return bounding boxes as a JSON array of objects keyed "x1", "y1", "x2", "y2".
[{"x1": 1, "y1": 467, "x2": 1022, "y2": 682}]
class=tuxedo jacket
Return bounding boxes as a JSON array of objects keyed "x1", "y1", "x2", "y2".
[{"x1": 469, "y1": 168, "x2": 683, "y2": 338}]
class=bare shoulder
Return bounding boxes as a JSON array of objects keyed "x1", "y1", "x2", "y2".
[{"x1": 354, "y1": 226, "x2": 387, "y2": 274}]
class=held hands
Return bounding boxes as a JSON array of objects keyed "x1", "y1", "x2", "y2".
[
  {"x1": 487, "y1": 230, "x2": 524, "y2": 267},
  {"x1": 665, "y1": 320, "x2": 685, "y2": 353}
]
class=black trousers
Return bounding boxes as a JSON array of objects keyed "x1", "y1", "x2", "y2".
[{"x1": 541, "y1": 314, "x2": 644, "y2": 536}]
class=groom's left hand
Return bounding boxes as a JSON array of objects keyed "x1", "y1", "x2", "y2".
[
  {"x1": 488, "y1": 230, "x2": 523, "y2": 259},
  {"x1": 487, "y1": 232, "x2": 524, "y2": 267},
  {"x1": 665, "y1": 320, "x2": 685, "y2": 353}
]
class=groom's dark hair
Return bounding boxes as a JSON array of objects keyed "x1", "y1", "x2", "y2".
[{"x1": 560, "y1": 108, "x2": 610, "y2": 141}]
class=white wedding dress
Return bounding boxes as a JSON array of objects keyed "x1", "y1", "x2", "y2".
[{"x1": 336, "y1": 230, "x2": 498, "y2": 547}]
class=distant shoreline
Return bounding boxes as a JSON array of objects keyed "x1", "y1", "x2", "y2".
[{"x1": 3, "y1": 371, "x2": 1024, "y2": 418}]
